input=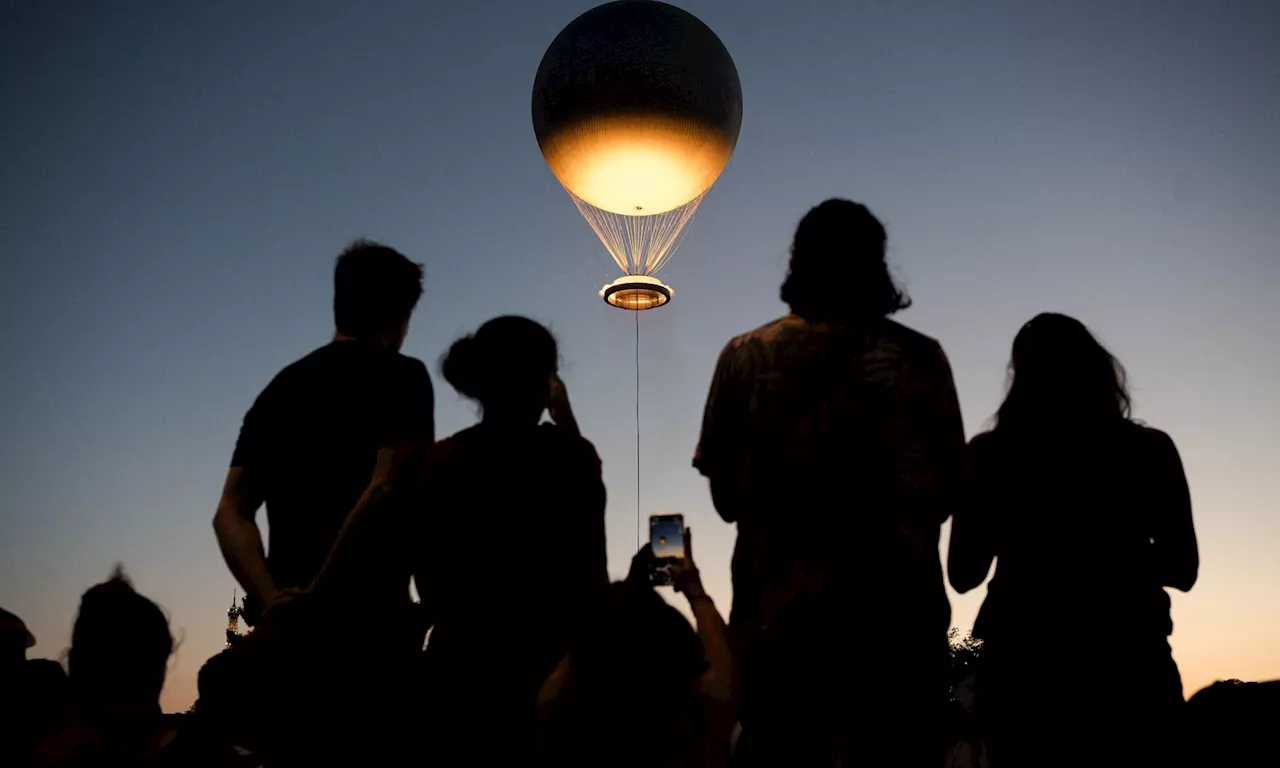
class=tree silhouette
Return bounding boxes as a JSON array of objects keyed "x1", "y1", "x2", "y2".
[{"x1": 948, "y1": 628, "x2": 983, "y2": 693}]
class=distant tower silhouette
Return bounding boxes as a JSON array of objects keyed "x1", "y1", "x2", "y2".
[{"x1": 225, "y1": 589, "x2": 244, "y2": 648}]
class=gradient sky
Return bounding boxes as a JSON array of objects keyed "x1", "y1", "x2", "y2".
[{"x1": 2, "y1": 1, "x2": 1277, "y2": 712}]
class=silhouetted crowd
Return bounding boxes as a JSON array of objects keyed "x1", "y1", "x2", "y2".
[{"x1": 3, "y1": 200, "x2": 1277, "y2": 767}]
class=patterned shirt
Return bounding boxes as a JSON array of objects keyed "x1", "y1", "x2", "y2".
[{"x1": 694, "y1": 314, "x2": 964, "y2": 634}]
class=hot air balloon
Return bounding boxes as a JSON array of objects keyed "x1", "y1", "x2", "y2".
[{"x1": 532, "y1": 0, "x2": 743, "y2": 310}]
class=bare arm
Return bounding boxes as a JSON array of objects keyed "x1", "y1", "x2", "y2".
[
  {"x1": 547, "y1": 375, "x2": 581, "y2": 437},
  {"x1": 669, "y1": 530, "x2": 738, "y2": 768},
  {"x1": 693, "y1": 593, "x2": 737, "y2": 768},
  {"x1": 948, "y1": 506, "x2": 995, "y2": 594},
  {"x1": 948, "y1": 437, "x2": 997, "y2": 594},
  {"x1": 307, "y1": 445, "x2": 405, "y2": 595},
  {"x1": 212, "y1": 467, "x2": 278, "y2": 606},
  {"x1": 1151, "y1": 431, "x2": 1198, "y2": 592},
  {"x1": 690, "y1": 596, "x2": 735, "y2": 703}
]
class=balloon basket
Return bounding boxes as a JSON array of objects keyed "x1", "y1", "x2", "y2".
[{"x1": 601, "y1": 275, "x2": 672, "y2": 311}]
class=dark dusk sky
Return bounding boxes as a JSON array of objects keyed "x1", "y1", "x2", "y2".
[{"x1": 2, "y1": 1, "x2": 1277, "y2": 710}]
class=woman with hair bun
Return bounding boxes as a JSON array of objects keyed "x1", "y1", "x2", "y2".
[{"x1": 408, "y1": 316, "x2": 607, "y2": 764}]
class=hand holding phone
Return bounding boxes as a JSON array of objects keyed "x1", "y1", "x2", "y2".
[
  {"x1": 665, "y1": 528, "x2": 705, "y2": 599},
  {"x1": 649, "y1": 513, "x2": 686, "y2": 586}
]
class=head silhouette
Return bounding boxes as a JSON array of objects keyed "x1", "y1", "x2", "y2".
[
  {"x1": 68, "y1": 567, "x2": 173, "y2": 717},
  {"x1": 1, "y1": 607, "x2": 35, "y2": 670},
  {"x1": 780, "y1": 199, "x2": 910, "y2": 323},
  {"x1": 333, "y1": 239, "x2": 424, "y2": 347},
  {"x1": 442, "y1": 316, "x2": 558, "y2": 423},
  {"x1": 995, "y1": 313, "x2": 1131, "y2": 433}
]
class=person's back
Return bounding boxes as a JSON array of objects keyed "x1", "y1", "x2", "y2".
[
  {"x1": 710, "y1": 314, "x2": 958, "y2": 606},
  {"x1": 238, "y1": 339, "x2": 432, "y2": 602},
  {"x1": 950, "y1": 313, "x2": 1198, "y2": 767},
  {"x1": 421, "y1": 424, "x2": 602, "y2": 648},
  {"x1": 969, "y1": 422, "x2": 1183, "y2": 640},
  {"x1": 404, "y1": 317, "x2": 607, "y2": 764},
  {"x1": 695, "y1": 200, "x2": 964, "y2": 767}
]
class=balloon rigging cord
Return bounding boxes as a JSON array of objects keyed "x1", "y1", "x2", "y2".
[
  {"x1": 570, "y1": 191, "x2": 705, "y2": 276},
  {"x1": 635, "y1": 308, "x2": 641, "y2": 549}
]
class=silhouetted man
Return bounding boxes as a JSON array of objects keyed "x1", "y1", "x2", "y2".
[
  {"x1": 694, "y1": 200, "x2": 965, "y2": 767},
  {"x1": 213, "y1": 240, "x2": 432, "y2": 634}
]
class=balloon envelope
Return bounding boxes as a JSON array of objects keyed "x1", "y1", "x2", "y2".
[{"x1": 532, "y1": 0, "x2": 743, "y2": 217}]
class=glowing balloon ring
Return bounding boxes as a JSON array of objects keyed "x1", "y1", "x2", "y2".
[{"x1": 600, "y1": 275, "x2": 672, "y2": 311}]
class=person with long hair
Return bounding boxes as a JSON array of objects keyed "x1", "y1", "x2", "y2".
[
  {"x1": 694, "y1": 199, "x2": 965, "y2": 766},
  {"x1": 403, "y1": 316, "x2": 608, "y2": 764},
  {"x1": 949, "y1": 313, "x2": 1199, "y2": 766}
]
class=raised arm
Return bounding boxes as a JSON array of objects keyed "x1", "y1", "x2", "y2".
[
  {"x1": 1150, "y1": 430, "x2": 1198, "y2": 592},
  {"x1": 670, "y1": 531, "x2": 735, "y2": 705},
  {"x1": 548, "y1": 375, "x2": 581, "y2": 437},
  {"x1": 669, "y1": 530, "x2": 738, "y2": 768}
]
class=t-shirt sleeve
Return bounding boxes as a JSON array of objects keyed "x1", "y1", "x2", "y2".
[
  {"x1": 230, "y1": 386, "x2": 273, "y2": 472},
  {"x1": 375, "y1": 358, "x2": 436, "y2": 448},
  {"x1": 692, "y1": 340, "x2": 747, "y2": 479}
]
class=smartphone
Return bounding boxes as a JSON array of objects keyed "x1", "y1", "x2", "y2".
[{"x1": 649, "y1": 513, "x2": 685, "y2": 586}]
